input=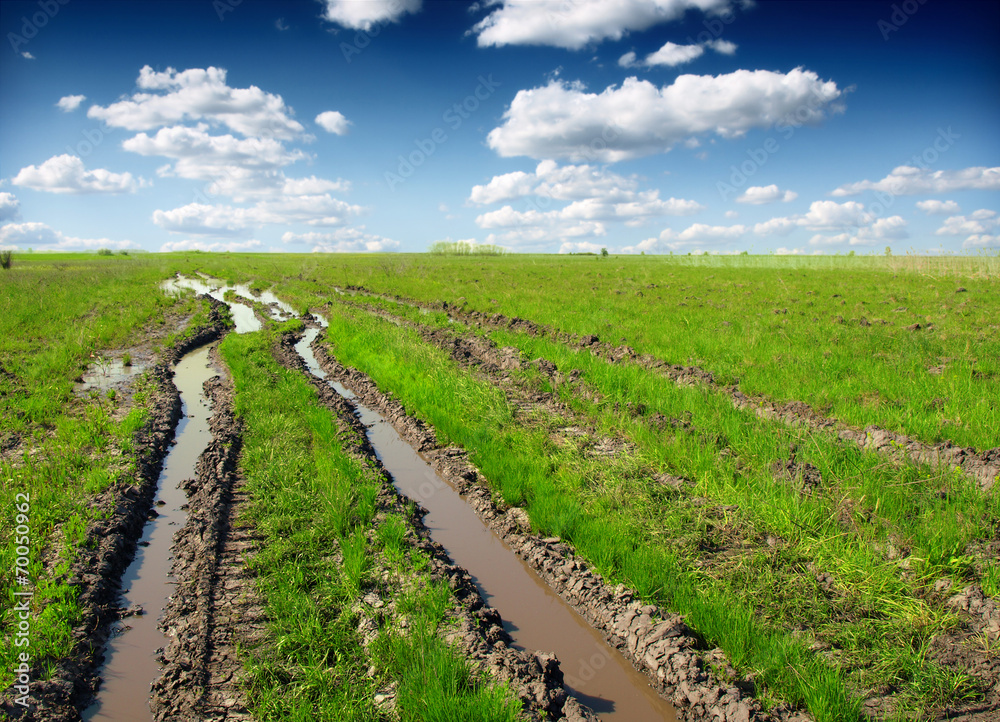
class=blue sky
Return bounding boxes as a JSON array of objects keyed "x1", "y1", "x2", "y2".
[{"x1": 1, "y1": 0, "x2": 998, "y2": 255}]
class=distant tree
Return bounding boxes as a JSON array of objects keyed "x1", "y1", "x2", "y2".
[
  {"x1": 97, "y1": 248, "x2": 113, "y2": 256},
  {"x1": 0, "y1": 250, "x2": 12, "y2": 270},
  {"x1": 884, "y1": 246, "x2": 892, "y2": 256},
  {"x1": 600, "y1": 247, "x2": 608, "y2": 257}
]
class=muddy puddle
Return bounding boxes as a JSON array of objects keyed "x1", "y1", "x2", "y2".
[
  {"x1": 161, "y1": 275, "x2": 295, "y2": 332},
  {"x1": 82, "y1": 344, "x2": 221, "y2": 721},
  {"x1": 77, "y1": 357, "x2": 148, "y2": 394},
  {"x1": 295, "y1": 326, "x2": 675, "y2": 721}
]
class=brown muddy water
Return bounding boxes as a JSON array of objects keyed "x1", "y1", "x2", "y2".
[
  {"x1": 295, "y1": 326, "x2": 676, "y2": 721},
  {"x1": 82, "y1": 344, "x2": 220, "y2": 721}
]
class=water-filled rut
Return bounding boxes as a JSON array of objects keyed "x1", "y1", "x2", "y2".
[
  {"x1": 295, "y1": 326, "x2": 676, "y2": 721},
  {"x1": 83, "y1": 345, "x2": 220, "y2": 721}
]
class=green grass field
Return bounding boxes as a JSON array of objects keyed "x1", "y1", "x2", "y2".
[{"x1": 3, "y1": 251, "x2": 997, "y2": 720}]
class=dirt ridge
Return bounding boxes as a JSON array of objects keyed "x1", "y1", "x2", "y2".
[
  {"x1": 305, "y1": 323, "x2": 801, "y2": 722},
  {"x1": 149, "y1": 352, "x2": 260, "y2": 721}
]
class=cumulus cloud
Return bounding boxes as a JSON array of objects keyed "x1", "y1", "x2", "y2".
[
  {"x1": 123, "y1": 124, "x2": 306, "y2": 177},
  {"x1": 488, "y1": 69, "x2": 844, "y2": 162},
  {"x1": 0, "y1": 222, "x2": 139, "y2": 251},
  {"x1": 623, "y1": 222, "x2": 747, "y2": 253},
  {"x1": 629, "y1": 199, "x2": 909, "y2": 253},
  {"x1": 559, "y1": 241, "x2": 606, "y2": 254},
  {"x1": 916, "y1": 199, "x2": 961, "y2": 215},
  {"x1": 320, "y1": 0, "x2": 421, "y2": 29},
  {"x1": 832, "y1": 166, "x2": 1000, "y2": 196},
  {"x1": 644, "y1": 42, "x2": 704, "y2": 67},
  {"x1": 472, "y1": 0, "x2": 735, "y2": 50},
  {"x1": 620, "y1": 37, "x2": 739, "y2": 68},
  {"x1": 120, "y1": 123, "x2": 352, "y2": 203},
  {"x1": 13, "y1": 155, "x2": 146, "y2": 194},
  {"x1": 468, "y1": 160, "x2": 703, "y2": 247},
  {"x1": 705, "y1": 38, "x2": 737, "y2": 54},
  {"x1": 88, "y1": 66, "x2": 305, "y2": 140},
  {"x1": 315, "y1": 110, "x2": 351, "y2": 135},
  {"x1": 56, "y1": 95, "x2": 86, "y2": 112},
  {"x1": 281, "y1": 228, "x2": 399, "y2": 253},
  {"x1": 736, "y1": 184, "x2": 797, "y2": 204},
  {"x1": 0, "y1": 192, "x2": 21, "y2": 222},
  {"x1": 934, "y1": 209, "x2": 998, "y2": 237},
  {"x1": 469, "y1": 160, "x2": 701, "y2": 210},
  {"x1": 160, "y1": 239, "x2": 263, "y2": 253},
  {"x1": 962, "y1": 234, "x2": 998, "y2": 249},
  {"x1": 152, "y1": 195, "x2": 365, "y2": 236}
]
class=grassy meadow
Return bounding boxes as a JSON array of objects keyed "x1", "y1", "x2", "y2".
[{"x1": 2, "y1": 251, "x2": 998, "y2": 721}]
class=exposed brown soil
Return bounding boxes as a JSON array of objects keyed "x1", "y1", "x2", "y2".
[
  {"x1": 302, "y1": 321, "x2": 797, "y2": 722},
  {"x1": 342, "y1": 285, "x2": 1000, "y2": 492},
  {"x1": 0, "y1": 297, "x2": 231, "y2": 722}
]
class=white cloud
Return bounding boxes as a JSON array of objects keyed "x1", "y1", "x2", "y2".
[
  {"x1": 774, "y1": 247, "x2": 806, "y2": 255},
  {"x1": 962, "y1": 234, "x2": 998, "y2": 249},
  {"x1": 13, "y1": 155, "x2": 146, "y2": 194},
  {"x1": 0, "y1": 222, "x2": 139, "y2": 251},
  {"x1": 56, "y1": 95, "x2": 86, "y2": 112},
  {"x1": 832, "y1": 166, "x2": 1000, "y2": 196},
  {"x1": 469, "y1": 160, "x2": 702, "y2": 246},
  {"x1": 472, "y1": 0, "x2": 736, "y2": 50},
  {"x1": 88, "y1": 66, "x2": 305, "y2": 140},
  {"x1": 623, "y1": 221, "x2": 747, "y2": 253},
  {"x1": 752, "y1": 217, "x2": 798, "y2": 236},
  {"x1": 724, "y1": 210, "x2": 738, "y2": 219},
  {"x1": 281, "y1": 228, "x2": 399, "y2": 253},
  {"x1": 645, "y1": 42, "x2": 704, "y2": 67},
  {"x1": 159, "y1": 239, "x2": 263, "y2": 253},
  {"x1": 0, "y1": 193, "x2": 21, "y2": 222},
  {"x1": 152, "y1": 195, "x2": 365, "y2": 236},
  {"x1": 915, "y1": 199, "x2": 961, "y2": 215},
  {"x1": 618, "y1": 51, "x2": 638, "y2": 68},
  {"x1": 470, "y1": 161, "x2": 703, "y2": 212},
  {"x1": 736, "y1": 184, "x2": 797, "y2": 204},
  {"x1": 621, "y1": 36, "x2": 738, "y2": 68},
  {"x1": 315, "y1": 110, "x2": 351, "y2": 135},
  {"x1": 488, "y1": 69, "x2": 844, "y2": 162},
  {"x1": 705, "y1": 38, "x2": 737, "y2": 54},
  {"x1": 120, "y1": 124, "x2": 353, "y2": 203},
  {"x1": 807, "y1": 216, "x2": 908, "y2": 246},
  {"x1": 798, "y1": 200, "x2": 869, "y2": 229},
  {"x1": 123, "y1": 124, "x2": 306, "y2": 178},
  {"x1": 935, "y1": 209, "x2": 998, "y2": 236},
  {"x1": 320, "y1": 0, "x2": 421, "y2": 29},
  {"x1": 559, "y1": 241, "x2": 606, "y2": 254},
  {"x1": 21, "y1": 52, "x2": 34, "y2": 60}
]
